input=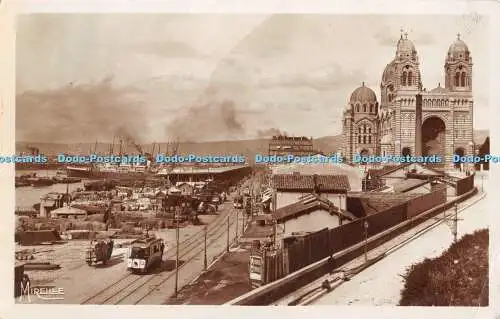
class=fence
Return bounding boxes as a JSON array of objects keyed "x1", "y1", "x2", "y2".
[
  {"x1": 257, "y1": 183, "x2": 452, "y2": 285},
  {"x1": 456, "y1": 174, "x2": 475, "y2": 196}
]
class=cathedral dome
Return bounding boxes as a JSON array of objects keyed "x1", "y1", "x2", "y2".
[
  {"x1": 382, "y1": 60, "x2": 397, "y2": 84},
  {"x1": 397, "y1": 37, "x2": 416, "y2": 54},
  {"x1": 350, "y1": 83, "x2": 377, "y2": 103},
  {"x1": 448, "y1": 37, "x2": 469, "y2": 55}
]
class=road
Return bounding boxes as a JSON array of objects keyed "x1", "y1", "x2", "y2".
[{"x1": 309, "y1": 173, "x2": 489, "y2": 306}]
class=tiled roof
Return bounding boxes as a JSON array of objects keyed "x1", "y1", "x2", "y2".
[
  {"x1": 368, "y1": 163, "x2": 445, "y2": 178},
  {"x1": 367, "y1": 164, "x2": 410, "y2": 177},
  {"x1": 272, "y1": 174, "x2": 350, "y2": 192},
  {"x1": 349, "y1": 192, "x2": 421, "y2": 215},
  {"x1": 273, "y1": 194, "x2": 355, "y2": 223},
  {"x1": 392, "y1": 178, "x2": 430, "y2": 193}
]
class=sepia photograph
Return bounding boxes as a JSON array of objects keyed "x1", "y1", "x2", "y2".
[{"x1": 12, "y1": 12, "x2": 491, "y2": 308}]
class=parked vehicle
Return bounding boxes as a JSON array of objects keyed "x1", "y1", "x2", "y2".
[
  {"x1": 85, "y1": 239, "x2": 114, "y2": 266},
  {"x1": 233, "y1": 195, "x2": 243, "y2": 209}
]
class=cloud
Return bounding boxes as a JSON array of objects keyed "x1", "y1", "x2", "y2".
[
  {"x1": 258, "y1": 63, "x2": 365, "y2": 90},
  {"x1": 134, "y1": 41, "x2": 208, "y2": 59},
  {"x1": 16, "y1": 76, "x2": 149, "y2": 143},
  {"x1": 374, "y1": 26, "x2": 436, "y2": 47},
  {"x1": 165, "y1": 99, "x2": 245, "y2": 142},
  {"x1": 256, "y1": 127, "x2": 288, "y2": 138}
]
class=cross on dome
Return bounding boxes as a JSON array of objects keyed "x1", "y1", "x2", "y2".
[{"x1": 457, "y1": 32, "x2": 461, "y2": 40}]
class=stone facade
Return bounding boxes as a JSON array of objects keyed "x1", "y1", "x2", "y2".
[{"x1": 342, "y1": 32, "x2": 474, "y2": 171}]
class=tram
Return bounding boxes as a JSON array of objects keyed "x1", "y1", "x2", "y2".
[{"x1": 126, "y1": 236, "x2": 165, "y2": 274}]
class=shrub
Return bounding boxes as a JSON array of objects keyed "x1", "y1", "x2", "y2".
[{"x1": 399, "y1": 229, "x2": 488, "y2": 306}]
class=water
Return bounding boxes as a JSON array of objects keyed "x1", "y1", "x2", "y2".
[{"x1": 16, "y1": 170, "x2": 88, "y2": 209}]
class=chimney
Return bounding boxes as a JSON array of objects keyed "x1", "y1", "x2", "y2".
[{"x1": 415, "y1": 93, "x2": 423, "y2": 156}]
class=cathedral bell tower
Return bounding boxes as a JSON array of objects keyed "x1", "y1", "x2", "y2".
[{"x1": 445, "y1": 33, "x2": 473, "y2": 91}]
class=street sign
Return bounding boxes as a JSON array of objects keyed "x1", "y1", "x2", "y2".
[{"x1": 249, "y1": 255, "x2": 263, "y2": 283}]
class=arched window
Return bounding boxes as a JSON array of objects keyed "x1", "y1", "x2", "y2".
[
  {"x1": 356, "y1": 105, "x2": 360, "y2": 112},
  {"x1": 455, "y1": 73, "x2": 460, "y2": 86},
  {"x1": 408, "y1": 71, "x2": 413, "y2": 86},
  {"x1": 363, "y1": 126, "x2": 367, "y2": 134},
  {"x1": 363, "y1": 104, "x2": 367, "y2": 112},
  {"x1": 402, "y1": 72, "x2": 407, "y2": 86},
  {"x1": 370, "y1": 105, "x2": 373, "y2": 113},
  {"x1": 460, "y1": 72, "x2": 466, "y2": 87},
  {"x1": 368, "y1": 127, "x2": 371, "y2": 134},
  {"x1": 368, "y1": 135, "x2": 372, "y2": 144},
  {"x1": 363, "y1": 136, "x2": 366, "y2": 144},
  {"x1": 358, "y1": 127, "x2": 362, "y2": 134},
  {"x1": 358, "y1": 135, "x2": 361, "y2": 144}
]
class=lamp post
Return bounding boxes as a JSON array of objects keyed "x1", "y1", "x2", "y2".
[
  {"x1": 174, "y1": 213, "x2": 180, "y2": 297},
  {"x1": 363, "y1": 221, "x2": 369, "y2": 262}
]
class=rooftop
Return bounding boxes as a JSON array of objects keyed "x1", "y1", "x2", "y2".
[
  {"x1": 157, "y1": 165, "x2": 249, "y2": 175},
  {"x1": 392, "y1": 178, "x2": 431, "y2": 193},
  {"x1": 272, "y1": 174, "x2": 350, "y2": 192},
  {"x1": 274, "y1": 194, "x2": 356, "y2": 223}
]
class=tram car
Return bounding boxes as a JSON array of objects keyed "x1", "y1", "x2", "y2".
[
  {"x1": 85, "y1": 238, "x2": 114, "y2": 266},
  {"x1": 127, "y1": 236, "x2": 165, "y2": 274}
]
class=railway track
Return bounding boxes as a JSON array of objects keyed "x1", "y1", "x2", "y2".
[
  {"x1": 277, "y1": 189, "x2": 487, "y2": 306},
  {"x1": 81, "y1": 204, "x2": 243, "y2": 305}
]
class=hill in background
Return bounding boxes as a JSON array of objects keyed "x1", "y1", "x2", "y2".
[{"x1": 16, "y1": 130, "x2": 488, "y2": 160}]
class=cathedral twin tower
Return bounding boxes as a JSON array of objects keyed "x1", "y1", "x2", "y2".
[{"x1": 342, "y1": 32, "x2": 474, "y2": 171}]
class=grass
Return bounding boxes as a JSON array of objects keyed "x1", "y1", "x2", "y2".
[{"x1": 399, "y1": 229, "x2": 488, "y2": 306}]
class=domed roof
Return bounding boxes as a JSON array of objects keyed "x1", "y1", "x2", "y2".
[
  {"x1": 382, "y1": 60, "x2": 397, "y2": 84},
  {"x1": 396, "y1": 33, "x2": 416, "y2": 56},
  {"x1": 397, "y1": 38, "x2": 416, "y2": 54},
  {"x1": 448, "y1": 34, "x2": 469, "y2": 55},
  {"x1": 350, "y1": 83, "x2": 377, "y2": 103}
]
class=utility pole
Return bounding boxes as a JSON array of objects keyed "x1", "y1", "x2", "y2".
[
  {"x1": 203, "y1": 225, "x2": 207, "y2": 271},
  {"x1": 226, "y1": 215, "x2": 230, "y2": 252},
  {"x1": 363, "y1": 221, "x2": 369, "y2": 262},
  {"x1": 241, "y1": 209, "x2": 245, "y2": 235},
  {"x1": 452, "y1": 203, "x2": 458, "y2": 243},
  {"x1": 174, "y1": 216, "x2": 180, "y2": 296},
  {"x1": 235, "y1": 210, "x2": 239, "y2": 238},
  {"x1": 272, "y1": 187, "x2": 277, "y2": 248}
]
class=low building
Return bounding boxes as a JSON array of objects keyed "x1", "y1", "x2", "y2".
[
  {"x1": 39, "y1": 192, "x2": 70, "y2": 218},
  {"x1": 274, "y1": 194, "x2": 356, "y2": 239},
  {"x1": 268, "y1": 135, "x2": 316, "y2": 156},
  {"x1": 50, "y1": 206, "x2": 87, "y2": 219},
  {"x1": 176, "y1": 182, "x2": 196, "y2": 196},
  {"x1": 365, "y1": 163, "x2": 444, "y2": 190},
  {"x1": 271, "y1": 153, "x2": 364, "y2": 191},
  {"x1": 272, "y1": 174, "x2": 350, "y2": 210},
  {"x1": 374, "y1": 178, "x2": 432, "y2": 194}
]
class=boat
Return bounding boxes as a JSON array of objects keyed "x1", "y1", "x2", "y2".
[
  {"x1": 52, "y1": 175, "x2": 82, "y2": 184},
  {"x1": 66, "y1": 163, "x2": 154, "y2": 180},
  {"x1": 27, "y1": 178, "x2": 55, "y2": 187},
  {"x1": 15, "y1": 180, "x2": 31, "y2": 188}
]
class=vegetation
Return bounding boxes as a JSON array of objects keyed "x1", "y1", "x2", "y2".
[{"x1": 399, "y1": 229, "x2": 488, "y2": 306}]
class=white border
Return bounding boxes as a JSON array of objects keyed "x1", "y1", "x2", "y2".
[{"x1": 0, "y1": 1, "x2": 498, "y2": 318}]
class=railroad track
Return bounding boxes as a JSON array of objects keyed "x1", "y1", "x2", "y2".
[
  {"x1": 82, "y1": 204, "x2": 244, "y2": 305},
  {"x1": 280, "y1": 189, "x2": 487, "y2": 306}
]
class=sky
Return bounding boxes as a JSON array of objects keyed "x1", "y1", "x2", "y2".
[{"x1": 16, "y1": 14, "x2": 490, "y2": 143}]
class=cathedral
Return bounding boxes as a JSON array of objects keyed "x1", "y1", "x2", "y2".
[{"x1": 342, "y1": 31, "x2": 474, "y2": 171}]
